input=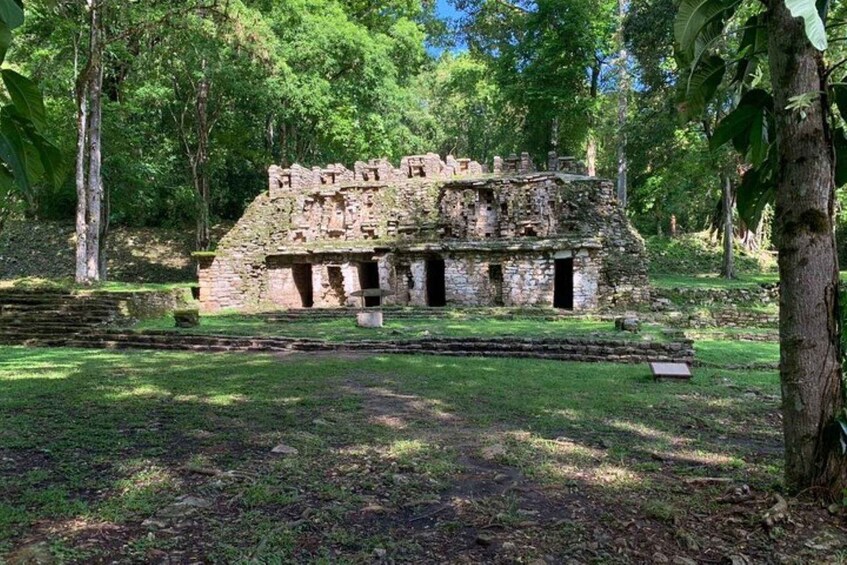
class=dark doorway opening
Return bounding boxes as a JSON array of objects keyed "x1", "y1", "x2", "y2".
[
  {"x1": 292, "y1": 263, "x2": 314, "y2": 308},
  {"x1": 426, "y1": 259, "x2": 447, "y2": 307},
  {"x1": 489, "y1": 264, "x2": 504, "y2": 306},
  {"x1": 358, "y1": 261, "x2": 381, "y2": 307},
  {"x1": 554, "y1": 258, "x2": 574, "y2": 310},
  {"x1": 327, "y1": 266, "x2": 346, "y2": 306}
]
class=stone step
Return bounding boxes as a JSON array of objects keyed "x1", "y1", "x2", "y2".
[
  {"x1": 0, "y1": 318, "x2": 116, "y2": 328},
  {"x1": 2, "y1": 330, "x2": 694, "y2": 365},
  {"x1": 0, "y1": 300, "x2": 121, "y2": 309},
  {"x1": 261, "y1": 308, "x2": 579, "y2": 322},
  {"x1": 0, "y1": 294, "x2": 122, "y2": 305}
]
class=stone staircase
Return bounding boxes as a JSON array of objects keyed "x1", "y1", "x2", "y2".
[
  {"x1": 0, "y1": 290, "x2": 695, "y2": 365},
  {"x1": 261, "y1": 307, "x2": 588, "y2": 323},
  {"x1": 0, "y1": 290, "x2": 128, "y2": 344},
  {"x1": 2, "y1": 329, "x2": 695, "y2": 365}
]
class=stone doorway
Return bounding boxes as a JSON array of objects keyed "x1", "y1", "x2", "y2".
[
  {"x1": 292, "y1": 263, "x2": 314, "y2": 308},
  {"x1": 358, "y1": 262, "x2": 381, "y2": 307},
  {"x1": 554, "y1": 258, "x2": 574, "y2": 310},
  {"x1": 489, "y1": 264, "x2": 504, "y2": 306},
  {"x1": 426, "y1": 259, "x2": 446, "y2": 307},
  {"x1": 327, "y1": 266, "x2": 346, "y2": 306}
]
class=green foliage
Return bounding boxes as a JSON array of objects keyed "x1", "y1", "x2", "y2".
[
  {"x1": 456, "y1": 0, "x2": 617, "y2": 157},
  {"x1": 0, "y1": 0, "x2": 62, "y2": 216},
  {"x1": 673, "y1": 0, "x2": 840, "y2": 231},
  {"x1": 13, "y1": 0, "x2": 443, "y2": 227}
]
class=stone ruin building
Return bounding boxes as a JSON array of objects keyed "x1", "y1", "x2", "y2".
[{"x1": 196, "y1": 151, "x2": 649, "y2": 312}]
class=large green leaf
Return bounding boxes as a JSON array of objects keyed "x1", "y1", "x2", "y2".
[
  {"x1": 23, "y1": 125, "x2": 62, "y2": 188},
  {"x1": 0, "y1": 21, "x2": 11, "y2": 66},
  {"x1": 711, "y1": 90, "x2": 774, "y2": 165},
  {"x1": 674, "y1": 0, "x2": 733, "y2": 56},
  {"x1": 0, "y1": 0, "x2": 23, "y2": 30},
  {"x1": 711, "y1": 105, "x2": 758, "y2": 151},
  {"x1": 785, "y1": 0, "x2": 828, "y2": 51},
  {"x1": 1, "y1": 69, "x2": 47, "y2": 132},
  {"x1": 737, "y1": 166, "x2": 775, "y2": 229},
  {"x1": 748, "y1": 111, "x2": 769, "y2": 166},
  {"x1": 732, "y1": 15, "x2": 767, "y2": 86},
  {"x1": 682, "y1": 55, "x2": 725, "y2": 116},
  {"x1": 0, "y1": 107, "x2": 29, "y2": 193}
]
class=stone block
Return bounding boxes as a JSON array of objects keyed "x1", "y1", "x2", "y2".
[
  {"x1": 357, "y1": 311, "x2": 384, "y2": 328},
  {"x1": 615, "y1": 316, "x2": 640, "y2": 333},
  {"x1": 174, "y1": 308, "x2": 200, "y2": 328}
]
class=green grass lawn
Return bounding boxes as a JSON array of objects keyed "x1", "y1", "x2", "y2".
[
  {"x1": 2, "y1": 344, "x2": 835, "y2": 563},
  {"x1": 133, "y1": 312, "x2": 670, "y2": 342},
  {"x1": 695, "y1": 339, "x2": 779, "y2": 367}
]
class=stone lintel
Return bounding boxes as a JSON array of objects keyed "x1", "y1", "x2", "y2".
[{"x1": 270, "y1": 238, "x2": 602, "y2": 258}]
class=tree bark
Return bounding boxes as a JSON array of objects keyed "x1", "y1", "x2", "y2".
[
  {"x1": 84, "y1": 0, "x2": 104, "y2": 282},
  {"x1": 768, "y1": 0, "x2": 846, "y2": 496},
  {"x1": 720, "y1": 173, "x2": 735, "y2": 279},
  {"x1": 74, "y1": 78, "x2": 89, "y2": 284},
  {"x1": 99, "y1": 185, "x2": 109, "y2": 280},
  {"x1": 194, "y1": 64, "x2": 212, "y2": 251}
]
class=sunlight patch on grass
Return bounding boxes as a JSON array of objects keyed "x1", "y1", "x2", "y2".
[
  {"x1": 106, "y1": 384, "x2": 172, "y2": 400},
  {"x1": 592, "y1": 464, "x2": 644, "y2": 489},
  {"x1": 608, "y1": 420, "x2": 683, "y2": 444}
]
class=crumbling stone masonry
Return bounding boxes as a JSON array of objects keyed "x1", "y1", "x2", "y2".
[{"x1": 197, "y1": 152, "x2": 649, "y2": 311}]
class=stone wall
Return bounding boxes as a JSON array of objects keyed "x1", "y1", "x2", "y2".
[
  {"x1": 199, "y1": 153, "x2": 649, "y2": 312},
  {"x1": 651, "y1": 284, "x2": 779, "y2": 309}
]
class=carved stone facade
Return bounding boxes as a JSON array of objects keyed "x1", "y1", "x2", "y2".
[{"x1": 197, "y1": 152, "x2": 649, "y2": 312}]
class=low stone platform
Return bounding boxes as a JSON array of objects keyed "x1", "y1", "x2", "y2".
[
  {"x1": 0, "y1": 289, "x2": 694, "y2": 364},
  {"x1": 0, "y1": 329, "x2": 695, "y2": 365},
  {"x1": 260, "y1": 307, "x2": 601, "y2": 323},
  {"x1": 0, "y1": 288, "x2": 189, "y2": 341}
]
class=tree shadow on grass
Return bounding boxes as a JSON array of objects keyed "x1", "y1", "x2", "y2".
[{"x1": 0, "y1": 347, "x2": 843, "y2": 563}]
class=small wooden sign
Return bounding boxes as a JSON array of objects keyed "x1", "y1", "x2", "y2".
[{"x1": 650, "y1": 362, "x2": 692, "y2": 381}]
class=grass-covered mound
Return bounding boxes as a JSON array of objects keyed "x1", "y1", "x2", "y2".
[
  {"x1": 646, "y1": 232, "x2": 777, "y2": 276},
  {"x1": 0, "y1": 220, "x2": 229, "y2": 284}
]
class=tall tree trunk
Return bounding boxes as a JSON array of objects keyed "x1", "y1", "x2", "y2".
[
  {"x1": 720, "y1": 173, "x2": 735, "y2": 279},
  {"x1": 768, "y1": 1, "x2": 846, "y2": 496},
  {"x1": 549, "y1": 116, "x2": 559, "y2": 158},
  {"x1": 85, "y1": 0, "x2": 104, "y2": 282},
  {"x1": 195, "y1": 66, "x2": 212, "y2": 251},
  {"x1": 586, "y1": 63, "x2": 600, "y2": 177},
  {"x1": 615, "y1": 0, "x2": 628, "y2": 207},
  {"x1": 99, "y1": 186, "x2": 109, "y2": 280},
  {"x1": 74, "y1": 80, "x2": 89, "y2": 284}
]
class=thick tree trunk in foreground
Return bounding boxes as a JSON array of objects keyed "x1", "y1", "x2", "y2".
[
  {"x1": 768, "y1": 2, "x2": 846, "y2": 496},
  {"x1": 720, "y1": 173, "x2": 734, "y2": 279}
]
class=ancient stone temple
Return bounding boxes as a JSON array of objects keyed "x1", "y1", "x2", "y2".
[{"x1": 196, "y1": 152, "x2": 649, "y2": 312}]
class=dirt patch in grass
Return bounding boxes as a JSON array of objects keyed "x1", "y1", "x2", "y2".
[{"x1": 0, "y1": 348, "x2": 844, "y2": 563}]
